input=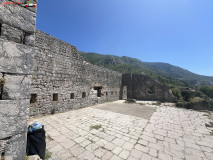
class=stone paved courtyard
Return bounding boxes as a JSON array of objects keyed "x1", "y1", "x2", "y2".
[{"x1": 30, "y1": 101, "x2": 213, "y2": 160}]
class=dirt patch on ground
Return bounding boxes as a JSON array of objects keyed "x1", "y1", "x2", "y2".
[{"x1": 91, "y1": 100, "x2": 157, "y2": 119}]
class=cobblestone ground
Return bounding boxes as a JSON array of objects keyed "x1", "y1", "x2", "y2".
[{"x1": 31, "y1": 101, "x2": 213, "y2": 160}]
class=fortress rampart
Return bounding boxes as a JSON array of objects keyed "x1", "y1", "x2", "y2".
[{"x1": 30, "y1": 30, "x2": 122, "y2": 117}]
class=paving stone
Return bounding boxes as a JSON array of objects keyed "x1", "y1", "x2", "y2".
[
  {"x1": 105, "y1": 135, "x2": 116, "y2": 141},
  {"x1": 140, "y1": 135, "x2": 157, "y2": 143},
  {"x1": 169, "y1": 143, "x2": 184, "y2": 152},
  {"x1": 119, "y1": 149, "x2": 130, "y2": 159},
  {"x1": 112, "y1": 138, "x2": 126, "y2": 147},
  {"x1": 204, "y1": 152, "x2": 213, "y2": 159},
  {"x1": 185, "y1": 142, "x2": 201, "y2": 150},
  {"x1": 77, "y1": 150, "x2": 95, "y2": 160},
  {"x1": 48, "y1": 145, "x2": 64, "y2": 154},
  {"x1": 101, "y1": 151, "x2": 114, "y2": 160},
  {"x1": 110, "y1": 155, "x2": 123, "y2": 160},
  {"x1": 94, "y1": 148, "x2": 107, "y2": 158},
  {"x1": 123, "y1": 142, "x2": 134, "y2": 151},
  {"x1": 138, "y1": 140, "x2": 148, "y2": 146},
  {"x1": 80, "y1": 140, "x2": 92, "y2": 147},
  {"x1": 74, "y1": 137, "x2": 86, "y2": 143},
  {"x1": 59, "y1": 139, "x2": 76, "y2": 149},
  {"x1": 140, "y1": 153, "x2": 152, "y2": 160},
  {"x1": 130, "y1": 149, "x2": 143, "y2": 159},
  {"x1": 112, "y1": 147, "x2": 123, "y2": 155},
  {"x1": 149, "y1": 148, "x2": 158, "y2": 157},
  {"x1": 185, "y1": 154, "x2": 203, "y2": 160},
  {"x1": 70, "y1": 146, "x2": 85, "y2": 157},
  {"x1": 86, "y1": 143, "x2": 99, "y2": 152},
  {"x1": 158, "y1": 152, "x2": 172, "y2": 160},
  {"x1": 104, "y1": 142, "x2": 116, "y2": 151},
  {"x1": 134, "y1": 144, "x2": 149, "y2": 153},
  {"x1": 127, "y1": 156, "x2": 138, "y2": 160},
  {"x1": 185, "y1": 148, "x2": 206, "y2": 158}
]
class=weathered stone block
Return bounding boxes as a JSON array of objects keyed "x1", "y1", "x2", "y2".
[
  {"x1": 0, "y1": 39, "x2": 34, "y2": 74},
  {"x1": 24, "y1": 33, "x2": 35, "y2": 46},
  {"x1": 1, "y1": 23, "x2": 24, "y2": 43},
  {"x1": 4, "y1": 133, "x2": 27, "y2": 160},
  {"x1": 0, "y1": 99, "x2": 29, "y2": 139},
  {"x1": 0, "y1": 1, "x2": 36, "y2": 33},
  {"x1": 2, "y1": 74, "x2": 32, "y2": 99}
]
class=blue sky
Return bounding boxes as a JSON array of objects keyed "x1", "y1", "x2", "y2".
[{"x1": 36, "y1": 0, "x2": 213, "y2": 76}]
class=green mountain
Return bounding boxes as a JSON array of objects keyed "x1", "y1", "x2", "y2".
[{"x1": 79, "y1": 52, "x2": 213, "y2": 87}]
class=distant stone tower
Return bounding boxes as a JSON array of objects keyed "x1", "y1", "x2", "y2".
[{"x1": 0, "y1": 0, "x2": 38, "y2": 159}]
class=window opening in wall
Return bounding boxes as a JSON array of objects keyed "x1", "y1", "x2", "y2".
[
  {"x1": 94, "y1": 86, "x2": 102, "y2": 97},
  {"x1": 111, "y1": 91, "x2": 114, "y2": 95},
  {"x1": 1, "y1": 152, "x2": 5, "y2": 160},
  {"x1": 30, "y1": 94, "x2": 37, "y2": 104},
  {"x1": 53, "y1": 93, "x2": 58, "y2": 101},
  {"x1": 106, "y1": 92, "x2": 108, "y2": 96},
  {"x1": 82, "y1": 92, "x2": 86, "y2": 98},
  {"x1": 70, "y1": 93, "x2": 74, "y2": 99}
]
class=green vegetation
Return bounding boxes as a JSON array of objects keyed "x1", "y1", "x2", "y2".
[
  {"x1": 45, "y1": 150, "x2": 52, "y2": 160},
  {"x1": 51, "y1": 108, "x2": 55, "y2": 115},
  {"x1": 79, "y1": 52, "x2": 213, "y2": 87},
  {"x1": 200, "y1": 86, "x2": 213, "y2": 98},
  {"x1": 152, "y1": 101, "x2": 161, "y2": 106},
  {"x1": 125, "y1": 99, "x2": 136, "y2": 103},
  {"x1": 171, "y1": 87, "x2": 183, "y2": 101},
  {"x1": 90, "y1": 124, "x2": 102, "y2": 130}
]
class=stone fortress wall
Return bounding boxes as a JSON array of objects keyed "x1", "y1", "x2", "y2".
[
  {"x1": 0, "y1": 0, "x2": 37, "y2": 159},
  {"x1": 30, "y1": 30, "x2": 175, "y2": 117},
  {"x1": 122, "y1": 74, "x2": 174, "y2": 102},
  {"x1": 30, "y1": 30, "x2": 122, "y2": 117}
]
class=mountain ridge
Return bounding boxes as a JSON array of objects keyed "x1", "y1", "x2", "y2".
[{"x1": 79, "y1": 51, "x2": 213, "y2": 87}]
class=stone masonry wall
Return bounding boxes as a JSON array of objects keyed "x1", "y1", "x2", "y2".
[
  {"x1": 122, "y1": 74, "x2": 174, "y2": 102},
  {"x1": 30, "y1": 30, "x2": 122, "y2": 117},
  {"x1": 0, "y1": 0, "x2": 37, "y2": 159}
]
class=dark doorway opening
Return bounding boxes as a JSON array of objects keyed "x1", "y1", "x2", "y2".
[
  {"x1": 94, "y1": 86, "x2": 102, "y2": 97},
  {"x1": 30, "y1": 94, "x2": 37, "y2": 104},
  {"x1": 82, "y1": 92, "x2": 86, "y2": 98},
  {"x1": 53, "y1": 93, "x2": 58, "y2": 101},
  {"x1": 70, "y1": 93, "x2": 74, "y2": 99}
]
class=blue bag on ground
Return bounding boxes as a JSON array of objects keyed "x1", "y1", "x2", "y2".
[{"x1": 26, "y1": 121, "x2": 46, "y2": 159}]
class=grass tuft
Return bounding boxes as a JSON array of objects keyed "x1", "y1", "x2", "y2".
[
  {"x1": 90, "y1": 124, "x2": 102, "y2": 130},
  {"x1": 45, "y1": 150, "x2": 52, "y2": 160}
]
